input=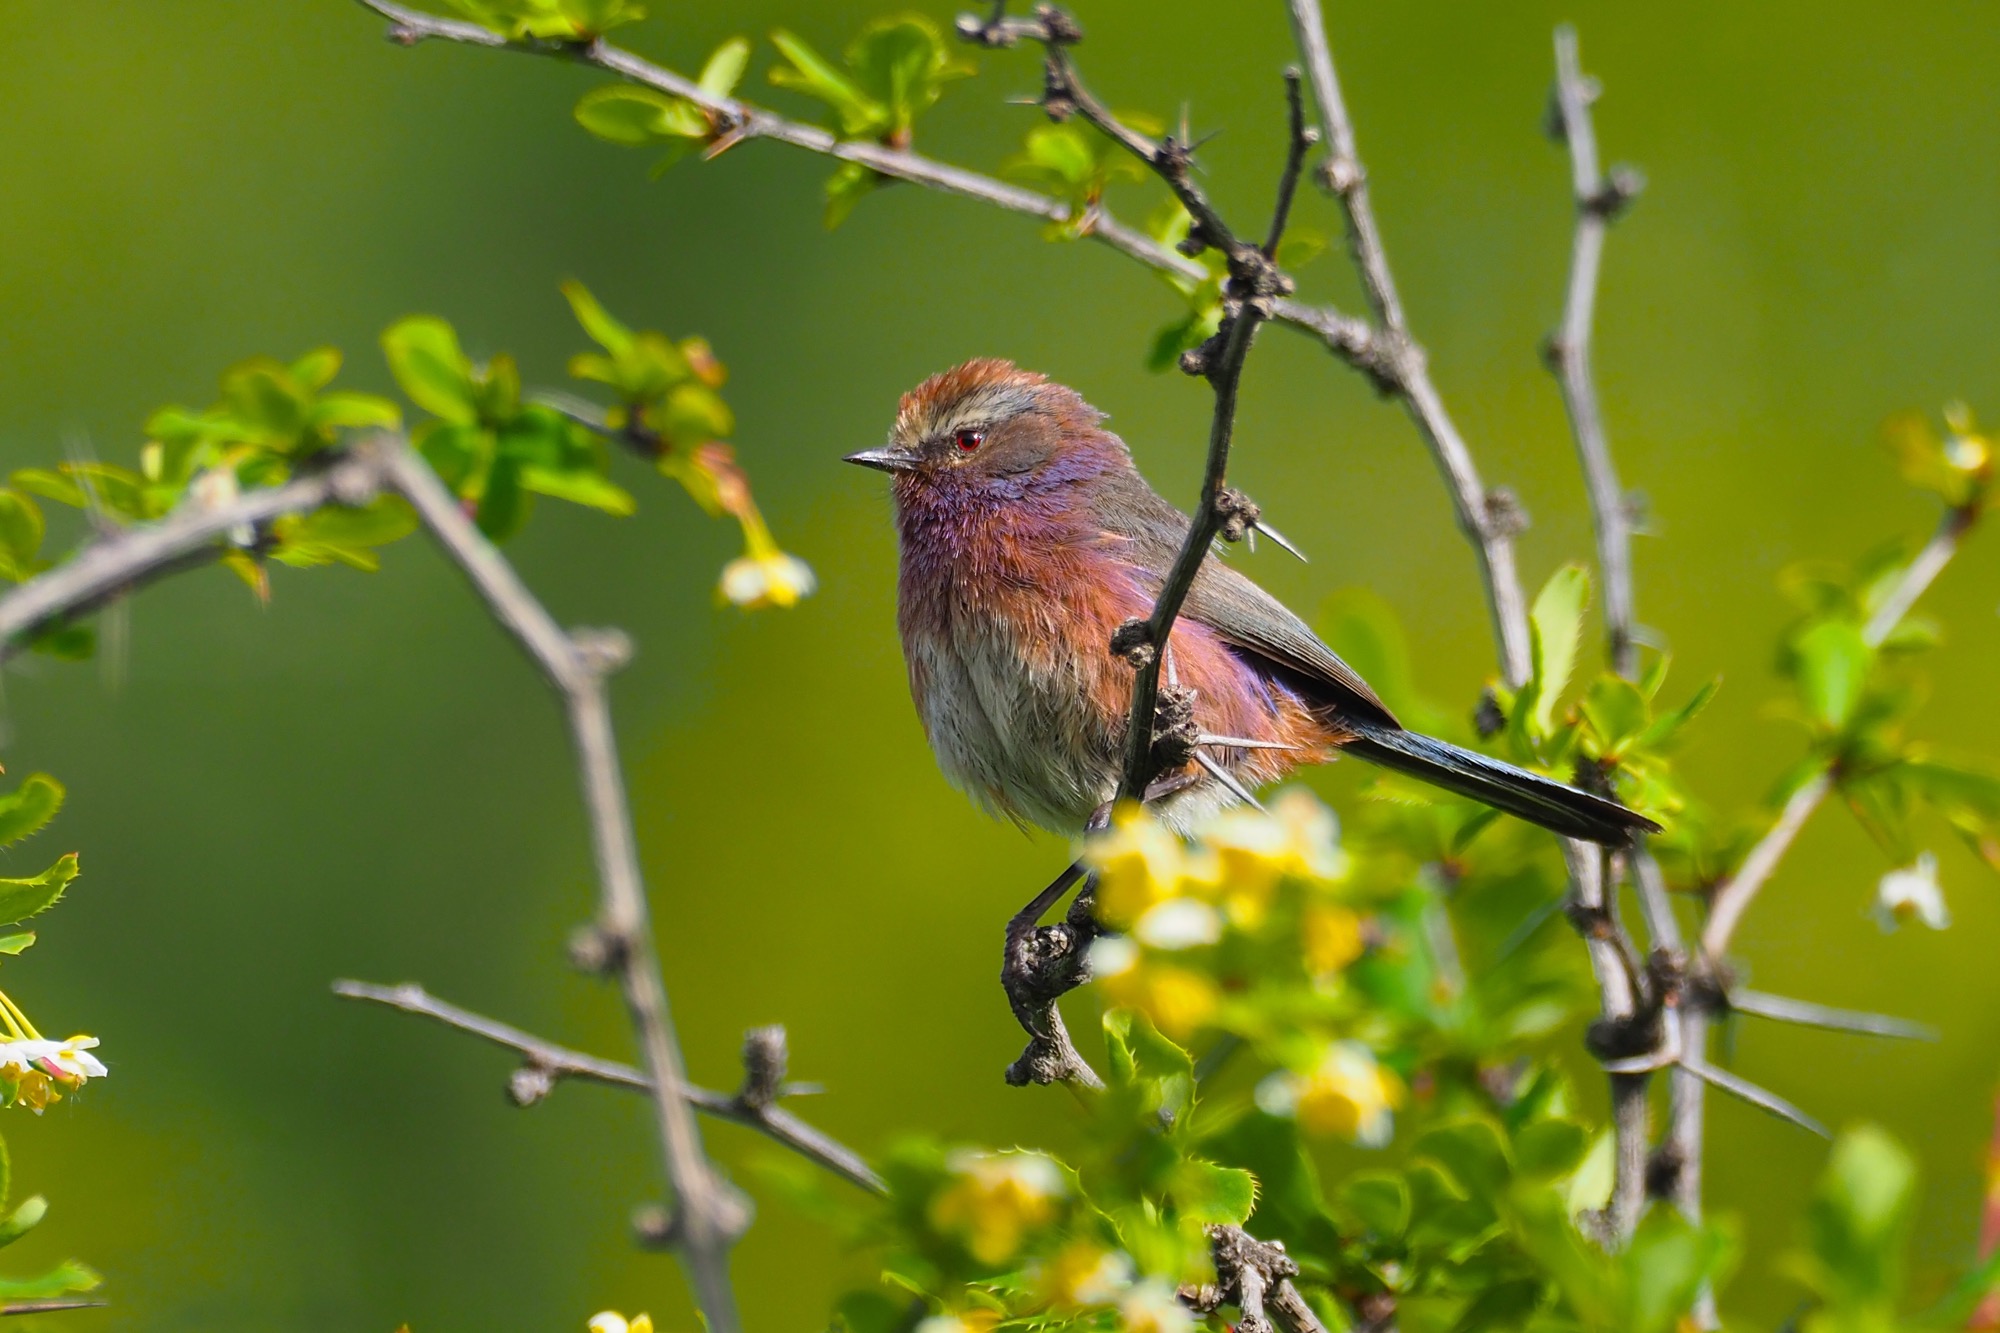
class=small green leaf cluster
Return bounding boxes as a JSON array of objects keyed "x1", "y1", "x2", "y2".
[
  {"x1": 443, "y1": 0, "x2": 645, "y2": 40},
  {"x1": 573, "y1": 15, "x2": 975, "y2": 228},
  {"x1": 768, "y1": 16, "x2": 972, "y2": 225},
  {"x1": 1003, "y1": 123, "x2": 1149, "y2": 242},
  {"x1": 6, "y1": 285, "x2": 810, "y2": 638},
  {"x1": 575, "y1": 40, "x2": 751, "y2": 173},
  {"x1": 1142, "y1": 205, "x2": 1323, "y2": 372},
  {"x1": 794, "y1": 1011, "x2": 1255, "y2": 1332},
  {"x1": 0, "y1": 773, "x2": 104, "y2": 1301}
]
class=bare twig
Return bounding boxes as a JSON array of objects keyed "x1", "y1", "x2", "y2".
[
  {"x1": 1282, "y1": 0, "x2": 1531, "y2": 683},
  {"x1": 0, "y1": 1300, "x2": 107, "y2": 1316},
  {"x1": 378, "y1": 440, "x2": 745, "y2": 1330},
  {"x1": 1546, "y1": 26, "x2": 1644, "y2": 678},
  {"x1": 334, "y1": 979, "x2": 885, "y2": 1195}
]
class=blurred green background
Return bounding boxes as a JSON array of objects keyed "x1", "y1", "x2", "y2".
[{"x1": 0, "y1": 0, "x2": 1996, "y2": 1326}]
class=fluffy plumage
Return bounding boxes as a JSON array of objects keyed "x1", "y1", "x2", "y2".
[{"x1": 847, "y1": 359, "x2": 1656, "y2": 844}]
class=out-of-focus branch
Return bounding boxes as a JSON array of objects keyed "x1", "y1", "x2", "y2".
[
  {"x1": 1282, "y1": 0, "x2": 1532, "y2": 684},
  {"x1": 378, "y1": 440, "x2": 746, "y2": 1330},
  {"x1": 333, "y1": 979, "x2": 886, "y2": 1196}
]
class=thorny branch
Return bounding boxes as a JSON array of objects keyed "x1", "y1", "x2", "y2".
[
  {"x1": 1282, "y1": 0, "x2": 1534, "y2": 684},
  {"x1": 377, "y1": 440, "x2": 747, "y2": 1329},
  {"x1": 966, "y1": 10, "x2": 1313, "y2": 1092},
  {"x1": 1545, "y1": 26, "x2": 1645, "y2": 680},
  {"x1": 333, "y1": 979, "x2": 886, "y2": 1195},
  {"x1": 1699, "y1": 505, "x2": 1976, "y2": 962},
  {"x1": 0, "y1": 450, "x2": 390, "y2": 658}
]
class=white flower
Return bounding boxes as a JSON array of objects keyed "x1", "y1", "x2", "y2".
[
  {"x1": 588, "y1": 1314, "x2": 653, "y2": 1333},
  {"x1": 1875, "y1": 852, "x2": 1950, "y2": 931},
  {"x1": 0, "y1": 1035, "x2": 106, "y2": 1113},
  {"x1": 1134, "y1": 898, "x2": 1221, "y2": 950},
  {"x1": 718, "y1": 550, "x2": 815, "y2": 609},
  {"x1": 1118, "y1": 1279, "x2": 1195, "y2": 1333},
  {"x1": 1087, "y1": 934, "x2": 1140, "y2": 978}
]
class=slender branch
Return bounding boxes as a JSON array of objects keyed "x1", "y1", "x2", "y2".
[
  {"x1": 378, "y1": 441, "x2": 744, "y2": 1329},
  {"x1": 333, "y1": 979, "x2": 886, "y2": 1195},
  {"x1": 0, "y1": 451, "x2": 389, "y2": 659},
  {"x1": 1702, "y1": 505, "x2": 1974, "y2": 960},
  {"x1": 1282, "y1": 0, "x2": 1531, "y2": 683},
  {"x1": 1546, "y1": 25, "x2": 1644, "y2": 678}
]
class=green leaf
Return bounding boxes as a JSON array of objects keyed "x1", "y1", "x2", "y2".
[
  {"x1": 575, "y1": 85, "x2": 705, "y2": 145},
  {"x1": 1623, "y1": 1209, "x2": 1724, "y2": 1333},
  {"x1": 698, "y1": 36, "x2": 751, "y2": 97},
  {"x1": 382, "y1": 317, "x2": 479, "y2": 425},
  {"x1": 561, "y1": 281, "x2": 635, "y2": 357},
  {"x1": 1415, "y1": 1117, "x2": 1513, "y2": 1197},
  {"x1": 9, "y1": 469, "x2": 86, "y2": 509},
  {"x1": 290, "y1": 346, "x2": 343, "y2": 391},
  {"x1": 1526, "y1": 564, "x2": 1590, "y2": 739},
  {"x1": 1799, "y1": 1123, "x2": 1916, "y2": 1310},
  {"x1": 1513, "y1": 1118, "x2": 1591, "y2": 1179},
  {"x1": 0, "y1": 1259, "x2": 99, "y2": 1298},
  {"x1": 1634, "y1": 679, "x2": 1718, "y2": 753},
  {"x1": 0, "y1": 1196, "x2": 46, "y2": 1250},
  {"x1": 309, "y1": 391, "x2": 401, "y2": 432},
  {"x1": 1169, "y1": 1158, "x2": 1257, "y2": 1226},
  {"x1": 0, "y1": 854, "x2": 76, "y2": 926},
  {"x1": 1794, "y1": 619, "x2": 1872, "y2": 729},
  {"x1": 0, "y1": 776, "x2": 62, "y2": 850},
  {"x1": 822, "y1": 160, "x2": 882, "y2": 229},
  {"x1": 1336, "y1": 1172, "x2": 1409, "y2": 1237},
  {"x1": 769, "y1": 29, "x2": 884, "y2": 138},
  {"x1": 29, "y1": 622, "x2": 95, "y2": 662},
  {"x1": 1580, "y1": 675, "x2": 1649, "y2": 753},
  {"x1": 270, "y1": 496, "x2": 420, "y2": 571},
  {"x1": 0, "y1": 934, "x2": 35, "y2": 958},
  {"x1": 0, "y1": 491, "x2": 44, "y2": 581},
  {"x1": 521, "y1": 465, "x2": 636, "y2": 516},
  {"x1": 831, "y1": 1290, "x2": 906, "y2": 1333}
]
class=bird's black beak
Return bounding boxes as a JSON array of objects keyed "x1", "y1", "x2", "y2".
[{"x1": 843, "y1": 446, "x2": 917, "y2": 473}]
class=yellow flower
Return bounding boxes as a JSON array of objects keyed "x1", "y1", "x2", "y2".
[
  {"x1": 1198, "y1": 790, "x2": 1346, "y2": 926},
  {"x1": 1300, "y1": 901, "x2": 1364, "y2": 976},
  {"x1": 1258, "y1": 1043, "x2": 1401, "y2": 1146},
  {"x1": 718, "y1": 548, "x2": 816, "y2": 609},
  {"x1": 1086, "y1": 803, "x2": 1217, "y2": 929},
  {"x1": 1034, "y1": 1240, "x2": 1133, "y2": 1310},
  {"x1": 1090, "y1": 937, "x2": 1218, "y2": 1041},
  {"x1": 928, "y1": 1150, "x2": 1067, "y2": 1266},
  {"x1": 588, "y1": 1314, "x2": 654, "y2": 1333}
]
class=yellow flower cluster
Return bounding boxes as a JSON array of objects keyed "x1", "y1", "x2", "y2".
[
  {"x1": 926, "y1": 1150, "x2": 1067, "y2": 1266},
  {"x1": 1083, "y1": 791, "x2": 1364, "y2": 1039},
  {"x1": 1258, "y1": 1042, "x2": 1403, "y2": 1146}
]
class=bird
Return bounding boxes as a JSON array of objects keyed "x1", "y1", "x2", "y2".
[{"x1": 844, "y1": 358, "x2": 1658, "y2": 847}]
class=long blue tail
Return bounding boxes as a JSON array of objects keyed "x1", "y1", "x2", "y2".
[{"x1": 1345, "y1": 721, "x2": 1659, "y2": 845}]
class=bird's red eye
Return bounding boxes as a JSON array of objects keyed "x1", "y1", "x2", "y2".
[{"x1": 954, "y1": 428, "x2": 985, "y2": 453}]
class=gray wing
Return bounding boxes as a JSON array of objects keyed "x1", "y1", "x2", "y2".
[{"x1": 1097, "y1": 480, "x2": 1400, "y2": 729}]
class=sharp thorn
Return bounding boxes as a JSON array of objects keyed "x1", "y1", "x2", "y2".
[
  {"x1": 1678, "y1": 1055, "x2": 1829, "y2": 1139},
  {"x1": 1193, "y1": 749, "x2": 1265, "y2": 812},
  {"x1": 1252, "y1": 520, "x2": 1308, "y2": 563},
  {"x1": 1727, "y1": 989, "x2": 1937, "y2": 1041},
  {"x1": 1195, "y1": 734, "x2": 1303, "y2": 751}
]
